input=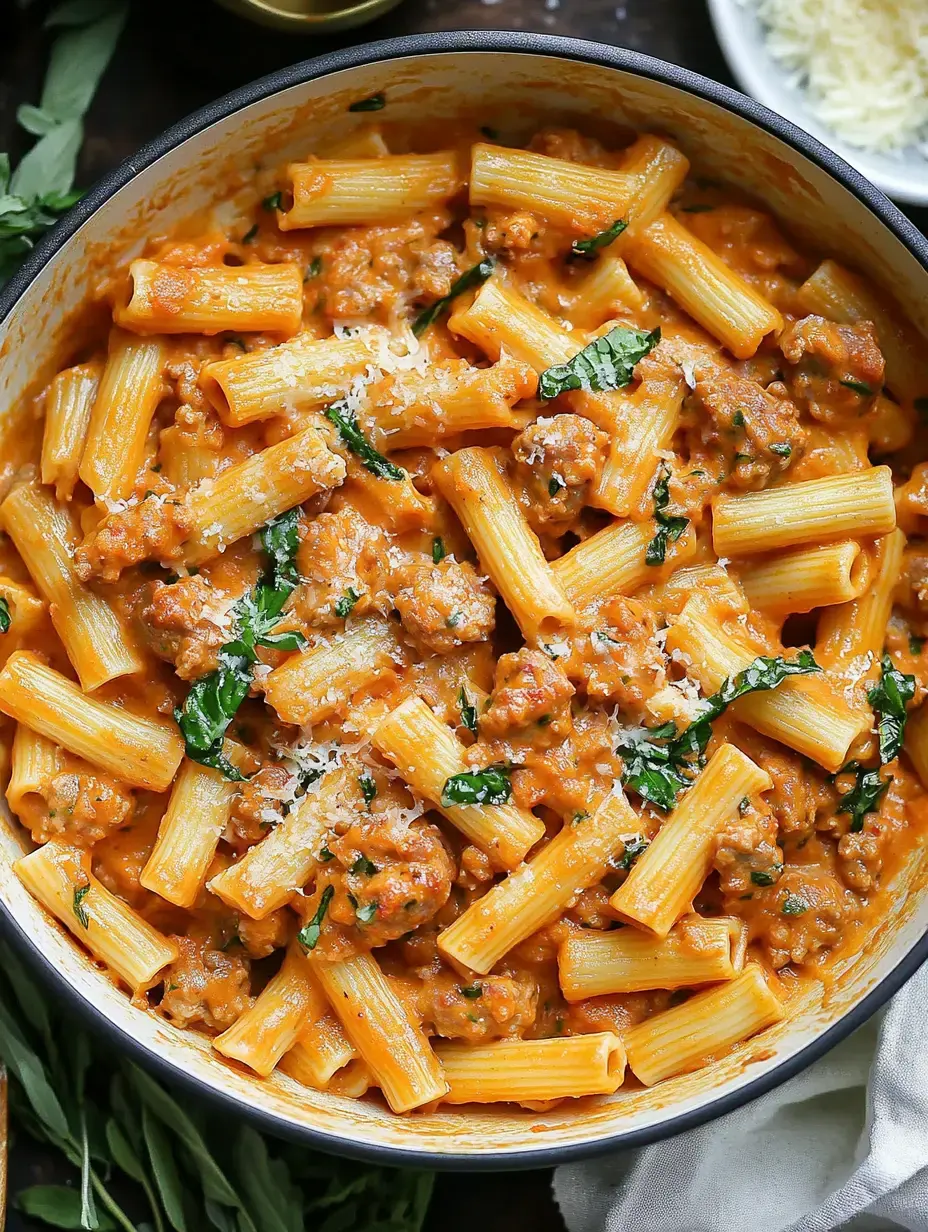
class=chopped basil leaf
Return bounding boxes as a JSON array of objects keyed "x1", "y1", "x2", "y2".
[
  {"x1": 459, "y1": 983, "x2": 483, "y2": 999},
  {"x1": 72, "y1": 883, "x2": 90, "y2": 929},
  {"x1": 298, "y1": 885, "x2": 334, "y2": 950},
  {"x1": 262, "y1": 191, "x2": 282, "y2": 210},
  {"x1": 645, "y1": 462, "x2": 689, "y2": 566},
  {"x1": 617, "y1": 836, "x2": 649, "y2": 869},
  {"x1": 751, "y1": 865, "x2": 782, "y2": 886},
  {"x1": 324, "y1": 402, "x2": 405, "y2": 481},
  {"x1": 0, "y1": 597, "x2": 11, "y2": 634},
  {"x1": 446, "y1": 610, "x2": 464, "y2": 628},
  {"x1": 538, "y1": 325, "x2": 660, "y2": 400},
  {"x1": 769, "y1": 442, "x2": 792, "y2": 458},
  {"x1": 355, "y1": 900, "x2": 378, "y2": 924},
  {"x1": 351, "y1": 854, "x2": 377, "y2": 875},
  {"x1": 840, "y1": 378, "x2": 873, "y2": 396},
  {"x1": 241, "y1": 223, "x2": 258, "y2": 244},
  {"x1": 318, "y1": 845, "x2": 335, "y2": 862},
  {"x1": 335, "y1": 587, "x2": 359, "y2": 619},
  {"x1": 910, "y1": 633, "x2": 924, "y2": 656},
  {"x1": 781, "y1": 893, "x2": 809, "y2": 916},
  {"x1": 459, "y1": 686, "x2": 478, "y2": 736},
  {"x1": 568, "y1": 218, "x2": 627, "y2": 261},
  {"x1": 732, "y1": 410, "x2": 745, "y2": 427},
  {"x1": 548, "y1": 474, "x2": 566, "y2": 497},
  {"x1": 176, "y1": 511, "x2": 305, "y2": 778},
  {"x1": 441, "y1": 765, "x2": 512, "y2": 806},
  {"x1": 348, "y1": 93, "x2": 385, "y2": 112},
  {"x1": 837, "y1": 762, "x2": 889, "y2": 832},
  {"x1": 358, "y1": 774, "x2": 377, "y2": 808},
  {"x1": 412, "y1": 257, "x2": 496, "y2": 337},
  {"x1": 305, "y1": 255, "x2": 323, "y2": 280},
  {"x1": 432, "y1": 536, "x2": 446, "y2": 563},
  {"x1": 868, "y1": 652, "x2": 915, "y2": 764},
  {"x1": 617, "y1": 651, "x2": 820, "y2": 810}
]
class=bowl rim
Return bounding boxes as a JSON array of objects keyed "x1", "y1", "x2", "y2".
[{"x1": 1, "y1": 29, "x2": 928, "y2": 1171}]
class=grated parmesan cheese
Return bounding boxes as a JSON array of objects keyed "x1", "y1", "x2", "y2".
[{"x1": 752, "y1": 0, "x2": 928, "y2": 153}]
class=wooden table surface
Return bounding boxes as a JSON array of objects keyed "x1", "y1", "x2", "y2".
[{"x1": 2, "y1": 1, "x2": 925, "y2": 1228}]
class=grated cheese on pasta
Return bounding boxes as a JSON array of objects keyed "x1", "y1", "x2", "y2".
[{"x1": 752, "y1": 0, "x2": 928, "y2": 153}]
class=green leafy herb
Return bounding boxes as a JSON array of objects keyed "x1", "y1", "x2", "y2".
[
  {"x1": 459, "y1": 686, "x2": 478, "y2": 736},
  {"x1": 837, "y1": 762, "x2": 890, "y2": 833},
  {"x1": 645, "y1": 463, "x2": 689, "y2": 566},
  {"x1": 910, "y1": 633, "x2": 924, "y2": 656},
  {"x1": 732, "y1": 409, "x2": 745, "y2": 427},
  {"x1": 769, "y1": 442, "x2": 792, "y2": 458},
  {"x1": 538, "y1": 324, "x2": 660, "y2": 400},
  {"x1": 412, "y1": 257, "x2": 496, "y2": 336},
  {"x1": 305, "y1": 255, "x2": 323, "y2": 280},
  {"x1": 72, "y1": 883, "x2": 90, "y2": 928},
  {"x1": 459, "y1": 984, "x2": 483, "y2": 999},
  {"x1": 241, "y1": 222, "x2": 258, "y2": 244},
  {"x1": 617, "y1": 651, "x2": 821, "y2": 809},
  {"x1": 298, "y1": 885, "x2": 334, "y2": 951},
  {"x1": 351, "y1": 854, "x2": 377, "y2": 876},
  {"x1": 446, "y1": 610, "x2": 464, "y2": 628},
  {"x1": 349, "y1": 93, "x2": 386, "y2": 112},
  {"x1": 781, "y1": 893, "x2": 809, "y2": 916},
  {"x1": 441, "y1": 765, "x2": 512, "y2": 806},
  {"x1": 176, "y1": 511, "x2": 306, "y2": 777},
  {"x1": 432, "y1": 536, "x2": 446, "y2": 563},
  {"x1": 548, "y1": 474, "x2": 566, "y2": 497},
  {"x1": 358, "y1": 774, "x2": 377, "y2": 807},
  {"x1": 318, "y1": 844, "x2": 335, "y2": 862},
  {"x1": 0, "y1": 1, "x2": 127, "y2": 285},
  {"x1": 568, "y1": 218, "x2": 628, "y2": 261},
  {"x1": 335, "y1": 587, "x2": 360, "y2": 619},
  {"x1": 840, "y1": 378, "x2": 874, "y2": 396},
  {"x1": 262, "y1": 191, "x2": 282, "y2": 210},
  {"x1": 868, "y1": 652, "x2": 915, "y2": 764},
  {"x1": 355, "y1": 900, "x2": 378, "y2": 924},
  {"x1": 325, "y1": 401, "x2": 405, "y2": 480},
  {"x1": 0, "y1": 596, "x2": 11, "y2": 633},
  {"x1": 617, "y1": 836, "x2": 649, "y2": 869},
  {"x1": 751, "y1": 865, "x2": 782, "y2": 886}
]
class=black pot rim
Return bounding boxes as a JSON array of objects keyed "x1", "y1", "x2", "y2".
[{"x1": 1, "y1": 30, "x2": 927, "y2": 1172}]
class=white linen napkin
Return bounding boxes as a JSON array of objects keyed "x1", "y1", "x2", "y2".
[{"x1": 554, "y1": 960, "x2": 928, "y2": 1232}]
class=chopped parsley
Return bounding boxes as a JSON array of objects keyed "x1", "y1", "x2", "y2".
[
  {"x1": 840, "y1": 378, "x2": 874, "y2": 396},
  {"x1": 568, "y1": 218, "x2": 627, "y2": 261},
  {"x1": 355, "y1": 900, "x2": 378, "y2": 924},
  {"x1": 72, "y1": 883, "x2": 90, "y2": 929},
  {"x1": 358, "y1": 774, "x2": 377, "y2": 808},
  {"x1": 325, "y1": 402, "x2": 405, "y2": 481},
  {"x1": 446, "y1": 610, "x2": 464, "y2": 628},
  {"x1": 910, "y1": 634, "x2": 924, "y2": 656},
  {"x1": 750, "y1": 865, "x2": 782, "y2": 887},
  {"x1": 459, "y1": 687, "x2": 478, "y2": 736},
  {"x1": 335, "y1": 588, "x2": 359, "y2": 619},
  {"x1": 262, "y1": 191, "x2": 282, "y2": 210},
  {"x1": 412, "y1": 257, "x2": 496, "y2": 337},
  {"x1": 538, "y1": 325, "x2": 660, "y2": 400},
  {"x1": 645, "y1": 462, "x2": 689, "y2": 566},
  {"x1": 617, "y1": 836, "x2": 649, "y2": 869},
  {"x1": 351, "y1": 854, "x2": 377, "y2": 876},
  {"x1": 548, "y1": 474, "x2": 566, "y2": 497},
  {"x1": 459, "y1": 983, "x2": 483, "y2": 999},
  {"x1": 781, "y1": 893, "x2": 809, "y2": 916},
  {"x1": 441, "y1": 765, "x2": 512, "y2": 806},
  {"x1": 298, "y1": 885, "x2": 334, "y2": 951},
  {"x1": 732, "y1": 410, "x2": 745, "y2": 427},
  {"x1": 348, "y1": 93, "x2": 385, "y2": 112},
  {"x1": 0, "y1": 597, "x2": 11, "y2": 634},
  {"x1": 305, "y1": 255, "x2": 323, "y2": 280},
  {"x1": 769, "y1": 442, "x2": 792, "y2": 458},
  {"x1": 318, "y1": 845, "x2": 335, "y2": 863},
  {"x1": 432, "y1": 536, "x2": 446, "y2": 563}
]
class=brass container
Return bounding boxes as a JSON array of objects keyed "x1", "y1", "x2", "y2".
[{"x1": 216, "y1": 0, "x2": 403, "y2": 33}]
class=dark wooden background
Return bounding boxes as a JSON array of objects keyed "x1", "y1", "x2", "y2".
[{"x1": 2, "y1": 0, "x2": 925, "y2": 1227}]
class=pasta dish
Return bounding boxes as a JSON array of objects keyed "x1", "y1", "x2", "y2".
[{"x1": 3, "y1": 113, "x2": 927, "y2": 1114}]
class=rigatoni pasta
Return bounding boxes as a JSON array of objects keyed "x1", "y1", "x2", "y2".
[{"x1": 4, "y1": 116, "x2": 927, "y2": 1119}]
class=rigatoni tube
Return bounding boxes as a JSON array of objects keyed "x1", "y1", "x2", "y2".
[
  {"x1": 438, "y1": 790, "x2": 639, "y2": 975},
  {"x1": 432, "y1": 447, "x2": 574, "y2": 638},
  {"x1": 0, "y1": 652, "x2": 183, "y2": 791},
  {"x1": 41, "y1": 363, "x2": 99, "y2": 500},
  {"x1": 712, "y1": 467, "x2": 896, "y2": 558},
  {"x1": 372, "y1": 695, "x2": 543, "y2": 870},
  {"x1": 623, "y1": 965, "x2": 784, "y2": 1086},
  {"x1": 312, "y1": 951, "x2": 448, "y2": 1113},
  {"x1": 280, "y1": 1017, "x2": 358, "y2": 1091},
  {"x1": 552, "y1": 518, "x2": 695, "y2": 610},
  {"x1": 436, "y1": 1033, "x2": 626, "y2": 1104},
  {"x1": 15, "y1": 841, "x2": 178, "y2": 990},
  {"x1": 815, "y1": 529, "x2": 905, "y2": 671},
  {"x1": 279, "y1": 153, "x2": 462, "y2": 229},
  {"x1": 737, "y1": 540, "x2": 870, "y2": 618}
]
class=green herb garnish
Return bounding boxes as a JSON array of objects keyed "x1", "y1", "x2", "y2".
[
  {"x1": 645, "y1": 462, "x2": 689, "y2": 566},
  {"x1": 539, "y1": 324, "x2": 659, "y2": 401},
  {"x1": 262, "y1": 191, "x2": 282, "y2": 210},
  {"x1": 241, "y1": 223, "x2": 258, "y2": 244},
  {"x1": 335, "y1": 587, "x2": 360, "y2": 619},
  {"x1": 358, "y1": 774, "x2": 377, "y2": 808},
  {"x1": 568, "y1": 218, "x2": 627, "y2": 261},
  {"x1": 305, "y1": 255, "x2": 323, "y2": 280},
  {"x1": 548, "y1": 474, "x2": 566, "y2": 497},
  {"x1": 441, "y1": 765, "x2": 512, "y2": 806},
  {"x1": 751, "y1": 865, "x2": 782, "y2": 886},
  {"x1": 617, "y1": 836, "x2": 649, "y2": 869},
  {"x1": 349, "y1": 93, "x2": 386, "y2": 112},
  {"x1": 459, "y1": 687, "x2": 478, "y2": 736},
  {"x1": 351, "y1": 854, "x2": 377, "y2": 876},
  {"x1": 0, "y1": 597, "x2": 11, "y2": 634},
  {"x1": 769, "y1": 442, "x2": 792, "y2": 458},
  {"x1": 432, "y1": 536, "x2": 446, "y2": 563},
  {"x1": 868, "y1": 652, "x2": 915, "y2": 764},
  {"x1": 325, "y1": 402, "x2": 405, "y2": 480},
  {"x1": 72, "y1": 883, "x2": 90, "y2": 928},
  {"x1": 412, "y1": 257, "x2": 496, "y2": 337},
  {"x1": 836, "y1": 762, "x2": 890, "y2": 833},
  {"x1": 781, "y1": 893, "x2": 809, "y2": 916},
  {"x1": 840, "y1": 379, "x2": 874, "y2": 396},
  {"x1": 298, "y1": 885, "x2": 334, "y2": 950},
  {"x1": 459, "y1": 984, "x2": 483, "y2": 998}
]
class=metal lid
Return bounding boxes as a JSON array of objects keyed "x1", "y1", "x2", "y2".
[{"x1": 216, "y1": 0, "x2": 402, "y2": 33}]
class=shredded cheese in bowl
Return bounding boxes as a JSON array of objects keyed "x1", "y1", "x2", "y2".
[{"x1": 752, "y1": 0, "x2": 928, "y2": 154}]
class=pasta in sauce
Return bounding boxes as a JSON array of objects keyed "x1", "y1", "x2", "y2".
[{"x1": 4, "y1": 118, "x2": 928, "y2": 1114}]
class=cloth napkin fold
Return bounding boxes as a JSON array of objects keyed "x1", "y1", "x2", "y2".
[{"x1": 554, "y1": 961, "x2": 928, "y2": 1232}]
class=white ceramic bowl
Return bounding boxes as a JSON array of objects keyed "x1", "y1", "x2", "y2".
[
  {"x1": 2, "y1": 32, "x2": 928, "y2": 1168},
  {"x1": 707, "y1": 0, "x2": 928, "y2": 206}
]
